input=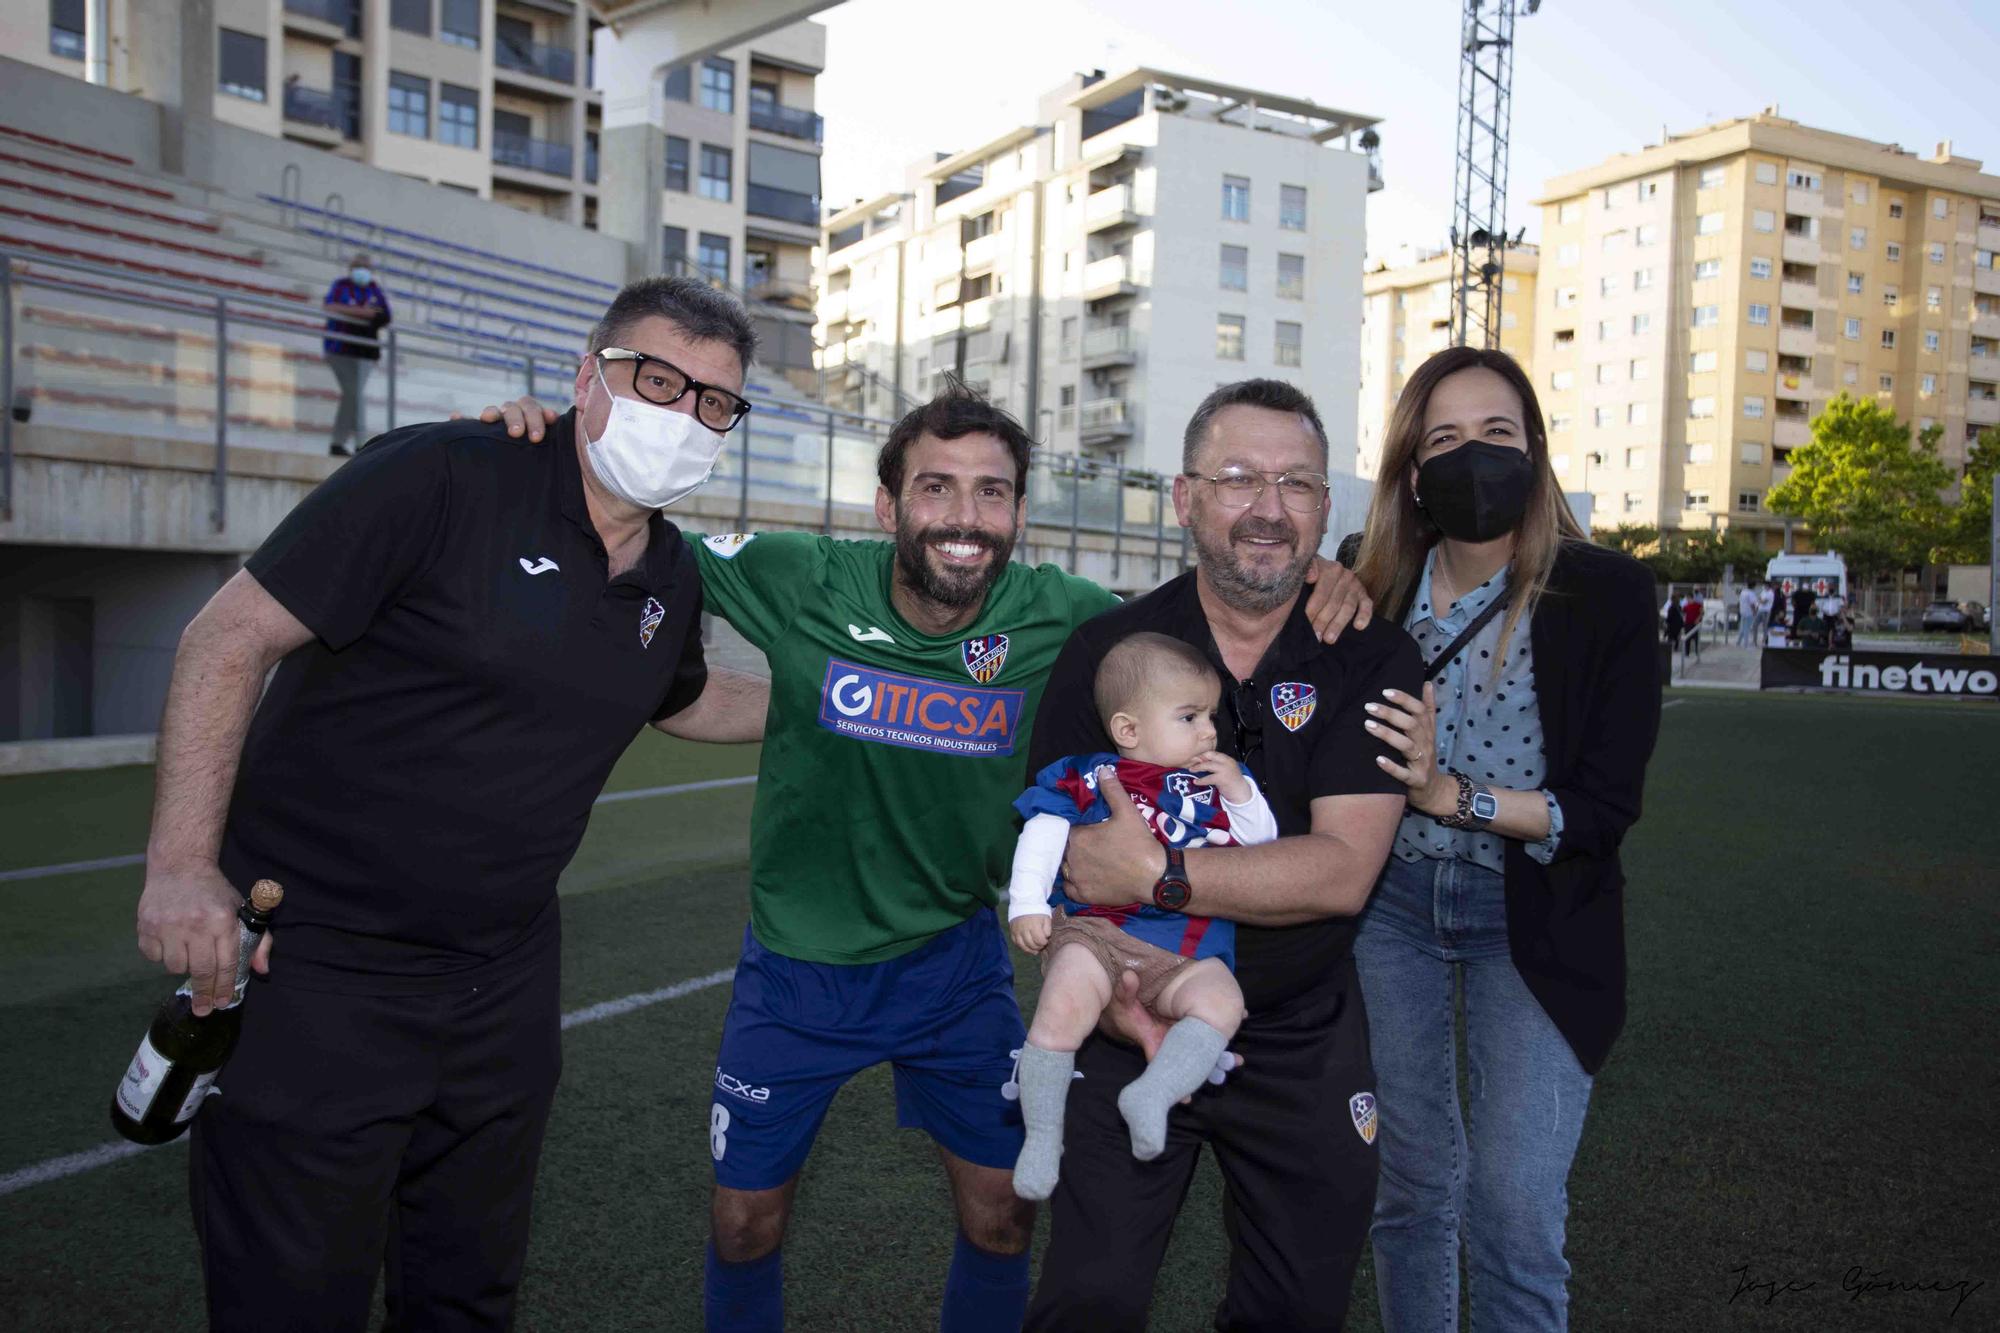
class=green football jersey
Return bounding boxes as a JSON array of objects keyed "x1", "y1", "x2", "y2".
[{"x1": 691, "y1": 531, "x2": 1119, "y2": 965}]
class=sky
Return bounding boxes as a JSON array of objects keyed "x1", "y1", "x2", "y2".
[{"x1": 810, "y1": 0, "x2": 2000, "y2": 264}]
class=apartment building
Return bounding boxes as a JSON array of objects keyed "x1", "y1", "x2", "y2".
[
  {"x1": 816, "y1": 68, "x2": 1381, "y2": 477},
  {"x1": 1357, "y1": 244, "x2": 1538, "y2": 477},
  {"x1": 1532, "y1": 111, "x2": 2000, "y2": 545}
]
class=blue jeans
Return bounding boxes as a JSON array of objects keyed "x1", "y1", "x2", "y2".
[{"x1": 1353, "y1": 855, "x2": 1594, "y2": 1333}]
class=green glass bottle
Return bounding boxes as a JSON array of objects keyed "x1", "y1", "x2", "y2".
[{"x1": 110, "y1": 879, "x2": 283, "y2": 1145}]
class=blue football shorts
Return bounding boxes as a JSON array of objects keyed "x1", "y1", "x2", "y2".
[{"x1": 708, "y1": 909, "x2": 1027, "y2": 1190}]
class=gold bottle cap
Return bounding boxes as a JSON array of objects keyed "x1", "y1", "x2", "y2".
[{"x1": 249, "y1": 880, "x2": 284, "y2": 912}]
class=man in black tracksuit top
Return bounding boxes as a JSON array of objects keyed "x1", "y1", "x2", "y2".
[{"x1": 1022, "y1": 380, "x2": 1419, "y2": 1331}]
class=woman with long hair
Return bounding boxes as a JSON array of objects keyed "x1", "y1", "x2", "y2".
[{"x1": 1342, "y1": 345, "x2": 1662, "y2": 1331}]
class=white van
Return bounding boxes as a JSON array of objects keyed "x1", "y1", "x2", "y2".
[{"x1": 1764, "y1": 553, "x2": 1846, "y2": 600}]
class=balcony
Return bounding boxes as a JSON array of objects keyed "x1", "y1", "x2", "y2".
[
  {"x1": 1773, "y1": 417, "x2": 1811, "y2": 447},
  {"x1": 1784, "y1": 187, "x2": 1826, "y2": 217},
  {"x1": 1079, "y1": 397, "x2": 1134, "y2": 442},
  {"x1": 1083, "y1": 184, "x2": 1139, "y2": 233},
  {"x1": 1082, "y1": 254, "x2": 1136, "y2": 302},
  {"x1": 495, "y1": 36, "x2": 577, "y2": 87},
  {"x1": 283, "y1": 82, "x2": 341, "y2": 131},
  {"x1": 746, "y1": 275, "x2": 815, "y2": 311},
  {"x1": 492, "y1": 131, "x2": 574, "y2": 179},
  {"x1": 1970, "y1": 393, "x2": 2000, "y2": 427},
  {"x1": 1775, "y1": 372, "x2": 1813, "y2": 402},
  {"x1": 1777, "y1": 326, "x2": 1817, "y2": 357},
  {"x1": 1979, "y1": 220, "x2": 2000, "y2": 254},
  {"x1": 747, "y1": 184, "x2": 820, "y2": 228},
  {"x1": 1975, "y1": 266, "x2": 2000, "y2": 297},
  {"x1": 963, "y1": 230, "x2": 1002, "y2": 273},
  {"x1": 1971, "y1": 350, "x2": 2000, "y2": 381},
  {"x1": 818, "y1": 287, "x2": 849, "y2": 325},
  {"x1": 1781, "y1": 234, "x2": 1819, "y2": 265},
  {"x1": 1974, "y1": 311, "x2": 2000, "y2": 339},
  {"x1": 283, "y1": 0, "x2": 352, "y2": 40},
  {"x1": 1082, "y1": 326, "x2": 1136, "y2": 368},
  {"x1": 748, "y1": 100, "x2": 824, "y2": 143},
  {"x1": 1780, "y1": 280, "x2": 1818, "y2": 308}
]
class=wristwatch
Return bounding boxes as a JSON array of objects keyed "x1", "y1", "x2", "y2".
[
  {"x1": 1152, "y1": 847, "x2": 1192, "y2": 911},
  {"x1": 1436, "y1": 771, "x2": 1498, "y2": 830}
]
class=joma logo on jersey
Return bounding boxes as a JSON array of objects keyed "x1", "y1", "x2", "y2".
[
  {"x1": 819, "y1": 658, "x2": 1024, "y2": 756},
  {"x1": 961, "y1": 634, "x2": 1010, "y2": 683}
]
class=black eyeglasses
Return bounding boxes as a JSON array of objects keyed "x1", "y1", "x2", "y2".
[
  {"x1": 1226, "y1": 679, "x2": 1265, "y2": 763},
  {"x1": 1185, "y1": 467, "x2": 1330, "y2": 513},
  {"x1": 598, "y1": 347, "x2": 753, "y2": 433}
]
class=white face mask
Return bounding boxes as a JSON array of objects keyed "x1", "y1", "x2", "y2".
[
  {"x1": 351, "y1": 267, "x2": 373, "y2": 285},
  {"x1": 581, "y1": 361, "x2": 729, "y2": 511}
]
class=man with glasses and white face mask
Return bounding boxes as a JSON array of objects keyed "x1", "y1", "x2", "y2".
[{"x1": 133, "y1": 275, "x2": 770, "y2": 1331}]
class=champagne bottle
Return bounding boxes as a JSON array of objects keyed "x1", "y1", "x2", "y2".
[{"x1": 110, "y1": 879, "x2": 283, "y2": 1145}]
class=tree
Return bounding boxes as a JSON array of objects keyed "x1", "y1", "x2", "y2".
[
  {"x1": 1930, "y1": 427, "x2": 1998, "y2": 566},
  {"x1": 1601, "y1": 523, "x2": 1660, "y2": 558},
  {"x1": 1764, "y1": 394, "x2": 1953, "y2": 584},
  {"x1": 1635, "y1": 529, "x2": 1771, "y2": 584}
]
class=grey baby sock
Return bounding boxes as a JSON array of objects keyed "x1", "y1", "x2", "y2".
[
  {"x1": 1117, "y1": 1017, "x2": 1229, "y2": 1161},
  {"x1": 1011, "y1": 1043, "x2": 1075, "y2": 1201}
]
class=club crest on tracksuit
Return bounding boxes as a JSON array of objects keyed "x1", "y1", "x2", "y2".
[
  {"x1": 639, "y1": 597, "x2": 665, "y2": 648},
  {"x1": 1349, "y1": 1091, "x2": 1378, "y2": 1144},
  {"x1": 962, "y1": 634, "x2": 1010, "y2": 683},
  {"x1": 1272, "y1": 681, "x2": 1317, "y2": 732}
]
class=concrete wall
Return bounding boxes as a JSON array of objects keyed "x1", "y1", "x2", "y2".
[{"x1": 0, "y1": 53, "x2": 164, "y2": 170}]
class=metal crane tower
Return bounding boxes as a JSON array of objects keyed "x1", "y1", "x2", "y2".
[{"x1": 1449, "y1": 0, "x2": 1538, "y2": 349}]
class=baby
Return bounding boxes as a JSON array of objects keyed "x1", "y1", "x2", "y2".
[{"x1": 1006, "y1": 631, "x2": 1276, "y2": 1200}]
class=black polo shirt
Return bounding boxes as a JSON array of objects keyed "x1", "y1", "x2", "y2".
[
  {"x1": 220, "y1": 410, "x2": 706, "y2": 994},
  {"x1": 1027, "y1": 571, "x2": 1421, "y2": 1013}
]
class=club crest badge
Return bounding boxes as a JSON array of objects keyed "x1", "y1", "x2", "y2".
[
  {"x1": 962, "y1": 634, "x2": 1010, "y2": 684},
  {"x1": 1349, "y1": 1091, "x2": 1378, "y2": 1144},
  {"x1": 1272, "y1": 681, "x2": 1317, "y2": 733},
  {"x1": 639, "y1": 596, "x2": 665, "y2": 649}
]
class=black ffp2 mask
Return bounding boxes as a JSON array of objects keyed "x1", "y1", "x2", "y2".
[{"x1": 1416, "y1": 443, "x2": 1535, "y2": 543}]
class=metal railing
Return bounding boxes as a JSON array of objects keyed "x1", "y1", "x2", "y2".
[
  {"x1": 495, "y1": 37, "x2": 576, "y2": 84},
  {"x1": 283, "y1": 83, "x2": 342, "y2": 130},
  {"x1": 493, "y1": 132, "x2": 573, "y2": 178},
  {"x1": 746, "y1": 184, "x2": 820, "y2": 227},
  {"x1": 284, "y1": 0, "x2": 357, "y2": 27},
  {"x1": 748, "y1": 101, "x2": 824, "y2": 143}
]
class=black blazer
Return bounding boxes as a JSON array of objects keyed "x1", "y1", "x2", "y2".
[{"x1": 1339, "y1": 536, "x2": 1662, "y2": 1074}]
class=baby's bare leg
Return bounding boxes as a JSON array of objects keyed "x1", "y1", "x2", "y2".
[
  {"x1": 1116, "y1": 959, "x2": 1242, "y2": 1161},
  {"x1": 1013, "y1": 942, "x2": 1117, "y2": 1201}
]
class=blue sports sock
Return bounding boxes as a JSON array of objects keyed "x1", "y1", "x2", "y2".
[
  {"x1": 939, "y1": 1230, "x2": 1031, "y2": 1333},
  {"x1": 705, "y1": 1240, "x2": 782, "y2": 1333}
]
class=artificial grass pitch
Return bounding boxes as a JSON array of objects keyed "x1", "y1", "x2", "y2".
[{"x1": 1, "y1": 693, "x2": 1995, "y2": 1330}]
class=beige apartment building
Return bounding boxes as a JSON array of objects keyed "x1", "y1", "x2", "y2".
[
  {"x1": 1357, "y1": 244, "x2": 1537, "y2": 478},
  {"x1": 1531, "y1": 111, "x2": 2000, "y2": 547}
]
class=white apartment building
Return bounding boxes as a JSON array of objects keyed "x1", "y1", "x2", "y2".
[{"x1": 817, "y1": 68, "x2": 1381, "y2": 477}]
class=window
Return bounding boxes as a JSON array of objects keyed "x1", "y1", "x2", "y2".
[
  {"x1": 1623, "y1": 493, "x2": 1643, "y2": 513},
  {"x1": 1748, "y1": 303, "x2": 1770, "y2": 326},
  {"x1": 1634, "y1": 267, "x2": 1655, "y2": 289},
  {"x1": 1602, "y1": 231, "x2": 1625, "y2": 253},
  {"x1": 1851, "y1": 227, "x2": 1867, "y2": 251},
  {"x1": 1695, "y1": 259, "x2": 1721, "y2": 281},
  {"x1": 1627, "y1": 446, "x2": 1647, "y2": 468},
  {"x1": 1843, "y1": 317, "x2": 1861, "y2": 340},
  {"x1": 1601, "y1": 187, "x2": 1619, "y2": 210},
  {"x1": 1630, "y1": 357, "x2": 1649, "y2": 380},
  {"x1": 387, "y1": 72, "x2": 428, "y2": 137},
  {"x1": 1279, "y1": 185, "x2": 1307, "y2": 230},
  {"x1": 1689, "y1": 396, "x2": 1716, "y2": 419},
  {"x1": 390, "y1": 0, "x2": 430, "y2": 35},
  {"x1": 1596, "y1": 362, "x2": 1617, "y2": 384},
  {"x1": 1594, "y1": 320, "x2": 1613, "y2": 341},
  {"x1": 1880, "y1": 329, "x2": 1896, "y2": 350},
  {"x1": 1922, "y1": 373, "x2": 1938, "y2": 395},
  {"x1": 1746, "y1": 349, "x2": 1769, "y2": 373},
  {"x1": 1879, "y1": 373, "x2": 1894, "y2": 392},
  {"x1": 1934, "y1": 197, "x2": 1949, "y2": 220},
  {"x1": 1059, "y1": 316, "x2": 1077, "y2": 358},
  {"x1": 1929, "y1": 242, "x2": 1946, "y2": 265},
  {"x1": 1632, "y1": 312, "x2": 1652, "y2": 335},
  {"x1": 1690, "y1": 350, "x2": 1718, "y2": 373},
  {"x1": 1749, "y1": 256, "x2": 1773, "y2": 279},
  {"x1": 437, "y1": 84, "x2": 477, "y2": 148},
  {"x1": 1889, "y1": 199, "x2": 1904, "y2": 219},
  {"x1": 1692, "y1": 304, "x2": 1720, "y2": 328},
  {"x1": 1743, "y1": 396, "x2": 1766, "y2": 419},
  {"x1": 1697, "y1": 212, "x2": 1724, "y2": 236},
  {"x1": 661, "y1": 226, "x2": 688, "y2": 268},
  {"x1": 664, "y1": 136, "x2": 689, "y2": 191},
  {"x1": 700, "y1": 58, "x2": 735, "y2": 113},
  {"x1": 663, "y1": 64, "x2": 692, "y2": 101},
  {"x1": 1741, "y1": 442, "x2": 1764, "y2": 464},
  {"x1": 1216, "y1": 314, "x2": 1246, "y2": 360},
  {"x1": 1924, "y1": 330, "x2": 1940, "y2": 353},
  {"x1": 1275, "y1": 321, "x2": 1302, "y2": 367},
  {"x1": 1550, "y1": 369, "x2": 1575, "y2": 391},
  {"x1": 1754, "y1": 162, "x2": 1778, "y2": 185},
  {"x1": 1983, "y1": 251, "x2": 1999, "y2": 270},
  {"x1": 1698, "y1": 164, "x2": 1725, "y2": 190},
  {"x1": 1222, "y1": 175, "x2": 1250, "y2": 222},
  {"x1": 1737, "y1": 491, "x2": 1762, "y2": 513},
  {"x1": 1852, "y1": 182, "x2": 1869, "y2": 204},
  {"x1": 1599, "y1": 275, "x2": 1619, "y2": 297},
  {"x1": 1788, "y1": 170, "x2": 1820, "y2": 190},
  {"x1": 1842, "y1": 361, "x2": 1859, "y2": 384},
  {"x1": 218, "y1": 28, "x2": 267, "y2": 103},
  {"x1": 49, "y1": 0, "x2": 84, "y2": 57},
  {"x1": 1847, "y1": 272, "x2": 1864, "y2": 295},
  {"x1": 1277, "y1": 253, "x2": 1305, "y2": 299},
  {"x1": 1688, "y1": 444, "x2": 1714, "y2": 464},
  {"x1": 747, "y1": 141, "x2": 820, "y2": 224},
  {"x1": 1883, "y1": 285, "x2": 1899, "y2": 309},
  {"x1": 1927, "y1": 286, "x2": 1944, "y2": 311},
  {"x1": 1752, "y1": 209, "x2": 1776, "y2": 233},
  {"x1": 698, "y1": 233, "x2": 731, "y2": 283},
  {"x1": 1555, "y1": 286, "x2": 1578, "y2": 308},
  {"x1": 440, "y1": 0, "x2": 479, "y2": 47},
  {"x1": 699, "y1": 144, "x2": 732, "y2": 201},
  {"x1": 1686, "y1": 491, "x2": 1711, "y2": 510},
  {"x1": 1594, "y1": 406, "x2": 1616, "y2": 428},
  {"x1": 1636, "y1": 223, "x2": 1658, "y2": 246},
  {"x1": 1629, "y1": 404, "x2": 1649, "y2": 427},
  {"x1": 1886, "y1": 242, "x2": 1902, "y2": 262},
  {"x1": 1557, "y1": 243, "x2": 1580, "y2": 267},
  {"x1": 1219, "y1": 244, "x2": 1247, "y2": 291}
]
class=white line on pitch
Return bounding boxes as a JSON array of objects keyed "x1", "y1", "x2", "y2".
[
  {"x1": 0, "y1": 776, "x2": 759, "y2": 884},
  {"x1": 1661, "y1": 699, "x2": 1687, "y2": 709},
  {"x1": 0, "y1": 966, "x2": 738, "y2": 1199}
]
